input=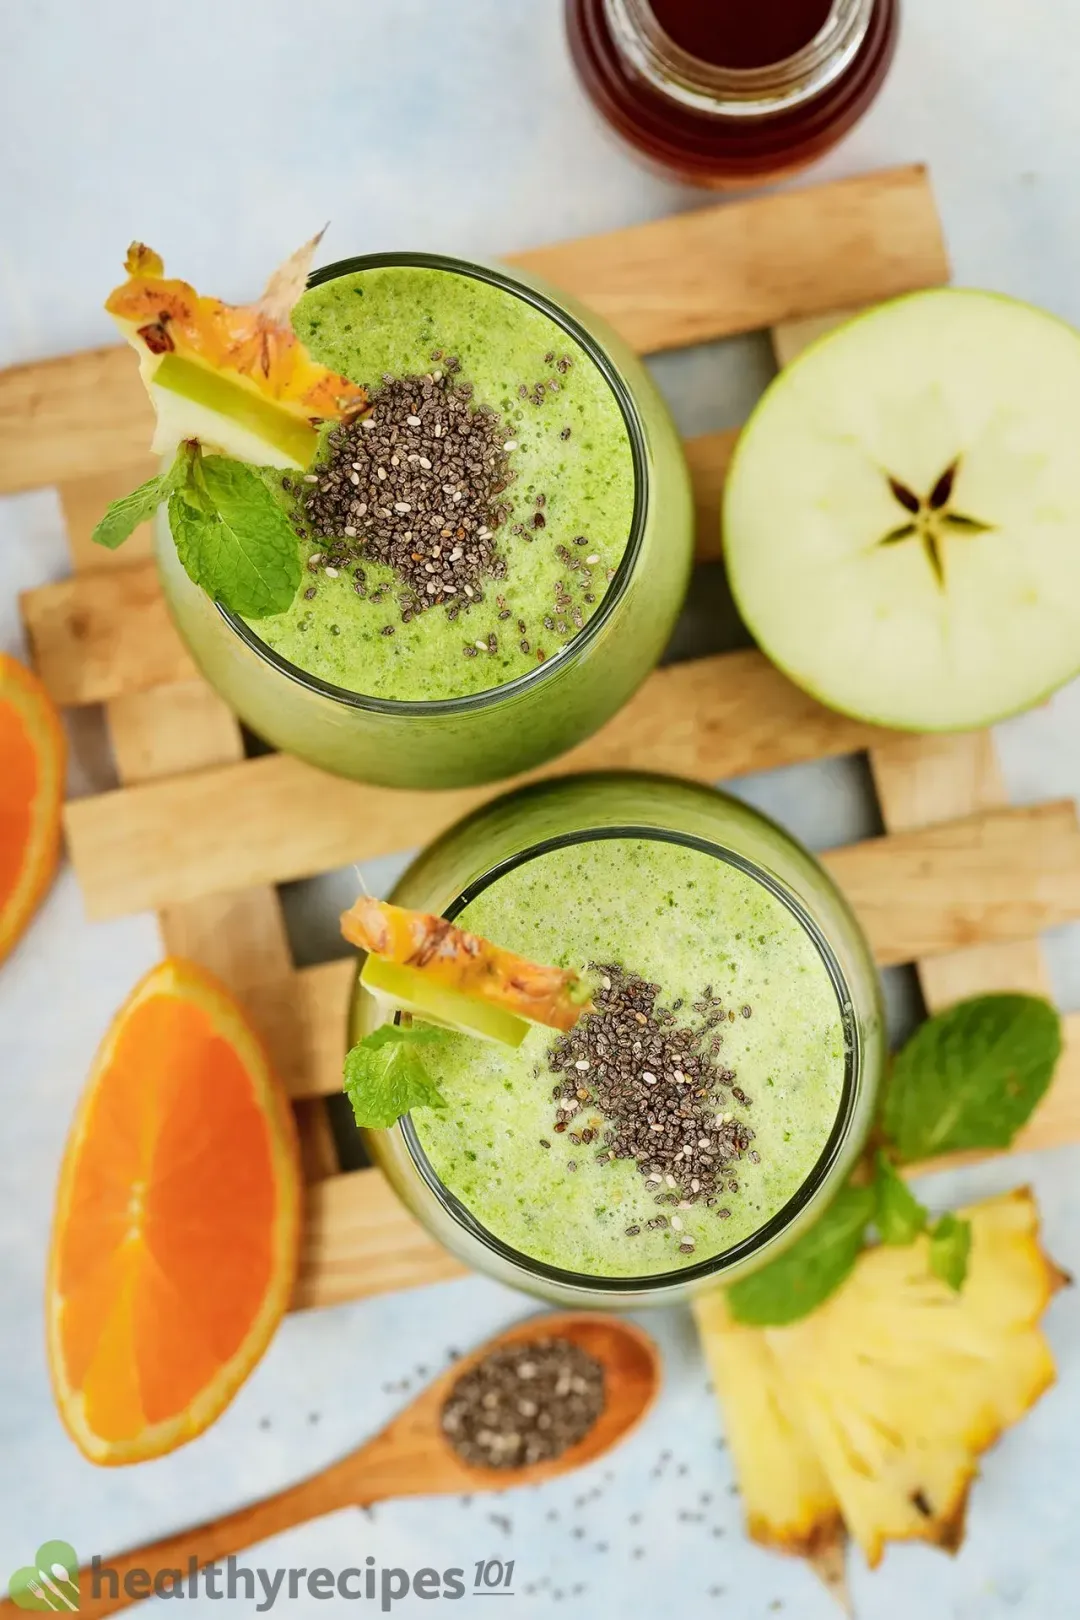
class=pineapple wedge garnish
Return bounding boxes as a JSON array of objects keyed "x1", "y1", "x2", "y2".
[
  {"x1": 106, "y1": 236, "x2": 367, "y2": 468},
  {"x1": 695, "y1": 1189, "x2": 1065, "y2": 1571},
  {"x1": 342, "y1": 896, "x2": 594, "y2": 1037}
]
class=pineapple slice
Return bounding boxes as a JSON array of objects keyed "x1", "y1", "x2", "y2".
[
  {"x1": 106, "y1": 236, "x2": 367, "y2": 468},
  {"x1": 342, "y1": 896, "x2": 594, "y2": 1035},
  {"x1": 697, "y1": 1188, "x2": 1065, "y2": 1575},
  {"x1": 766, "y1": 1188, "x2": 1063, "y2": 1567},
  {"x1": 693, "y1": 1292, "x2": 843, "y2": 1556}
]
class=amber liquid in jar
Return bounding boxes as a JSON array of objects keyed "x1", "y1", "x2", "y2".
[{"x1": 566, "y1": 0, "x2": 899, "y2": 187}]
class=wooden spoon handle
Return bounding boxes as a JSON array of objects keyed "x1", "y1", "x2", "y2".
[{"x1": 3, "y1": 1446, "x2": 401, "y2": 1620}]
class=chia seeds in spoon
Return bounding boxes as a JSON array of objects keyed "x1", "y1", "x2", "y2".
[{"x1": 441, "y1": 1337, "x2": 605, "y2": 1470}]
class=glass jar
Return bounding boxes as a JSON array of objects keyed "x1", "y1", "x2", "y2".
[
  {"x1": 155, "y1": 253, "x2": 693, "y2": 791},
  {"x1": 566, "y1": 0, "x2": 900, "y2": 188},
  {"x1": 352, "y1": 773, "x2": 885, "y2": 1309}
]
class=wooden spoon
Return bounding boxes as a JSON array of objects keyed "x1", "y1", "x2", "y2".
[{"x1": 34, "y1": 1311, "x2": 660, "y2": 1620}]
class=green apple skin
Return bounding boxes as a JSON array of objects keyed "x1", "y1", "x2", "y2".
[
  {"x1": 151, "y1": 354, "x2": 318, "y2": 469},
  {"x1": 724, "y1": 289, "x2": 1080, "y2": 733}
]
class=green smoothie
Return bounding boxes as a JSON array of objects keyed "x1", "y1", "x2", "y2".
[
  {"x1": 246, "y1": 264, "x2": 635, "y2": 701},
  {"x1": 410, "y1": 834, "x2": 848, "y2": 1278}
]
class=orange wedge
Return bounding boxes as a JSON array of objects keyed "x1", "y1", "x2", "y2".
[
  {"x1": 47, "y1": 959, "x2": 302, "y2": 1465},
  {"x1": 0, "y1": 653, "x2": 65, "y2": 967}
]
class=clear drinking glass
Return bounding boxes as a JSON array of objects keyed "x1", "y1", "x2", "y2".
[
  {"x1": 351, "y1": 773, "x2": 885, "y2": 1308},
  {"x1": 154, "y1": 253, "x2": 693, "y2": 790}
]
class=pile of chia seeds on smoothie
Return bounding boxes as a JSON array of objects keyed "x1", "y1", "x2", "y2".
[
  {"x1": 282, "y1": 352, "x2": 609, "y2": 665},
  {"x1": 546, "y1": 965, "x2": 760, "y2": 1258},
  {"x1": 441, "y1": 1337, "x2": 605, "y2": 1471}
]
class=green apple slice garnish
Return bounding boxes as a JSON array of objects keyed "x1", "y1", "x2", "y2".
[
  {"x1": 151, "y1": 354, "x2": 319, "y2": 469},
  {"x1": 724, "y1": 289, "x2": 1080, "y2": 731},
  {"x1": 360, "y1": 954, "x2": 530, "y2": 1048}
]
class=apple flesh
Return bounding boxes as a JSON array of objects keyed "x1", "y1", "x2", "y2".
[
  {"x1": 724, "y1": 289, "x2": 1080, "y2": 731},
  {"x1": 150, "y1": 354, "x2": 318, "y2": 470}
]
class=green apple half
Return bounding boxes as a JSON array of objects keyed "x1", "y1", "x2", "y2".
[{"x1": 724, "y1": 289, "x2": 1080, "y2": 731}]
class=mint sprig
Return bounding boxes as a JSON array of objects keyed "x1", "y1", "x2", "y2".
[
  {"x1": 723, "y1": 992, "x2": 1061, "y2": 1326},
  {"x1": 91, "y1": 441, "x2": 196, "y2": 549},
  {"x1": 93, "y1": 440, "x2": 301, "y2": 617},
  {"x1": 343, "y1": 1024, "x2": 448, "y2": 1129},
  {"x1": 872, "y1": 1151, "x2": 928, "y2": 1246},
  {"x1": 727, "y1": 1185, "x2": 876, "y2": 1327},
  {"x1": 883, "y1": 994, "x2": 1061, "y2": 1164}
]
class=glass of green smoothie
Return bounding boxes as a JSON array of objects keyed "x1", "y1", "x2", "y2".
[
  {"x1": 155, "y1": 254, "x2": 693, "y2": 788},
  {"x1": 351, "y1": 773, "x2": 885, "y2": 1308}
]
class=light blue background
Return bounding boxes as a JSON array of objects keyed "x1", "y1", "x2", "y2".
[{"x1": 2, "y1": 3, "x2": 1080, "y2": 1617}]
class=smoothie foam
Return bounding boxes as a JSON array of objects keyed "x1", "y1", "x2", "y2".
[
  {"x1": 410, "y1": 834, "x2": 848, "y2": 1278},
  {"x1": 247, "y1": 264, "x2": 635, "y2": 701}
]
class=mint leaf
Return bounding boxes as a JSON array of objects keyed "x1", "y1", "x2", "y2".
[
  {"x1": 882, "y1": 994, "x2": 1061, "y2": 1164},
  {"x1": 873, "y1": 1152, "x2": 928, "y2": 1245},
  {"x1": 187, "y1": 455, "x2": 301, "y2": 617},
  {"x1": 92, "y1": 474, "x2": 168, "y2": 549},
  {"x1": 928, "y1": 1213, "x2": 972, "y2": 1291},
  {"x1": 726, "y1": 1184, "x2": 876, "y2": 1327},
  {"x1": 343, "y1": 1024, "x2": 448, "y2": 1129},
  {"x1": 91, "y1": 441, "x2": 195, "y2": 550}
]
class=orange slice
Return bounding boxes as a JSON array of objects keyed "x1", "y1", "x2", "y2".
[
  {"x1": 47, "y1": 959, "x2": 302, "y2": 1465},
  {"x1": 0, "y1": 653, "x2": 65, "y2": 967},
  {"x1": 341, "y1": 895, "x2": 593, "y2": 1034}
]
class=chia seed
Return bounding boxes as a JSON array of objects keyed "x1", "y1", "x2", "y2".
[
  {"x1": 545, "y1": 964, "x2": 758, "y2": 1222},
  {"x1": 440, "y1": 1338, "x2": 605, "y2": 1470}
]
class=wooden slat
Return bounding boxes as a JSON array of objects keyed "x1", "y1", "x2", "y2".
[
  {"x1": 869, "y1": 731, "x2": 1052, "y2": 1008},
  {"x1": 66, "y1": 755, "x2": 1080, "y2": 957},
  {"x1": 819, "y1": 802, "x2": 1080, "y2": 968},
  {"x1": 0, "y1": 351, "x2": 155, "y2": 496},
  {"x1": 686, "y1": 428, "x2": 737, "y2": 564},
  {"x1": 22, "y1": 561, "x2": 198, "y2": 705},
  {"x1": 287, "y1": 958, "x2": 355, "y2": 1099},
  {"x1": 292, "y1": 1010, "x2": 1080, "y2": 1310},
  {"x1": 58, "y1": 460, "x2": 158, "y2": 570},
  {"x1": 62, "y1": 650, "x2": 887, "y2": 917},
  {"x1": 23, "y1": 426, "x2": 739, "y2": 707},
  {"x1": 293, "y1": 1164, "x2": 468, "y2": 1311},
  {"x1": 105, "y1": 683, "x2": 244, "y2": 782},
  {"x1": 510, "y1": 166, "x2": 947, "y2": 355},
  {"x1": 0, "y1": 168, "x2": 946, "y2": 498}
]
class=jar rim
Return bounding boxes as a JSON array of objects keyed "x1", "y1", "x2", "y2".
[{"x1": 605, "y1": 0, "x2": 875, "y2": 119}]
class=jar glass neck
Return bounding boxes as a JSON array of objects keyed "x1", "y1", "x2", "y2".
[{"x1": 603, "y1": 0, "x2": 876, "y2": 118}]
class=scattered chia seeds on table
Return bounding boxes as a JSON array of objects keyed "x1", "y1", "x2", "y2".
[{"x1": 440, "y1": 1337, "x2": 605, "y2": 1470}]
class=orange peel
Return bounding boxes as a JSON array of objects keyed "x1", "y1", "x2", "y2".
[
  {"x1": 0, "y1": 653, "x2": 65, "y2": 967},
  {"x1": 47, "y1": 958, "x2": 302, "y2": 1464}
]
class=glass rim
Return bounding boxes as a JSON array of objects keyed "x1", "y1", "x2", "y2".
[
  {"x1": 215, "y1": 249, "x2": 649, "y2": 718},
  {"x1": 395, "y1": 821, "x2": 863, "y2": 1296}
]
